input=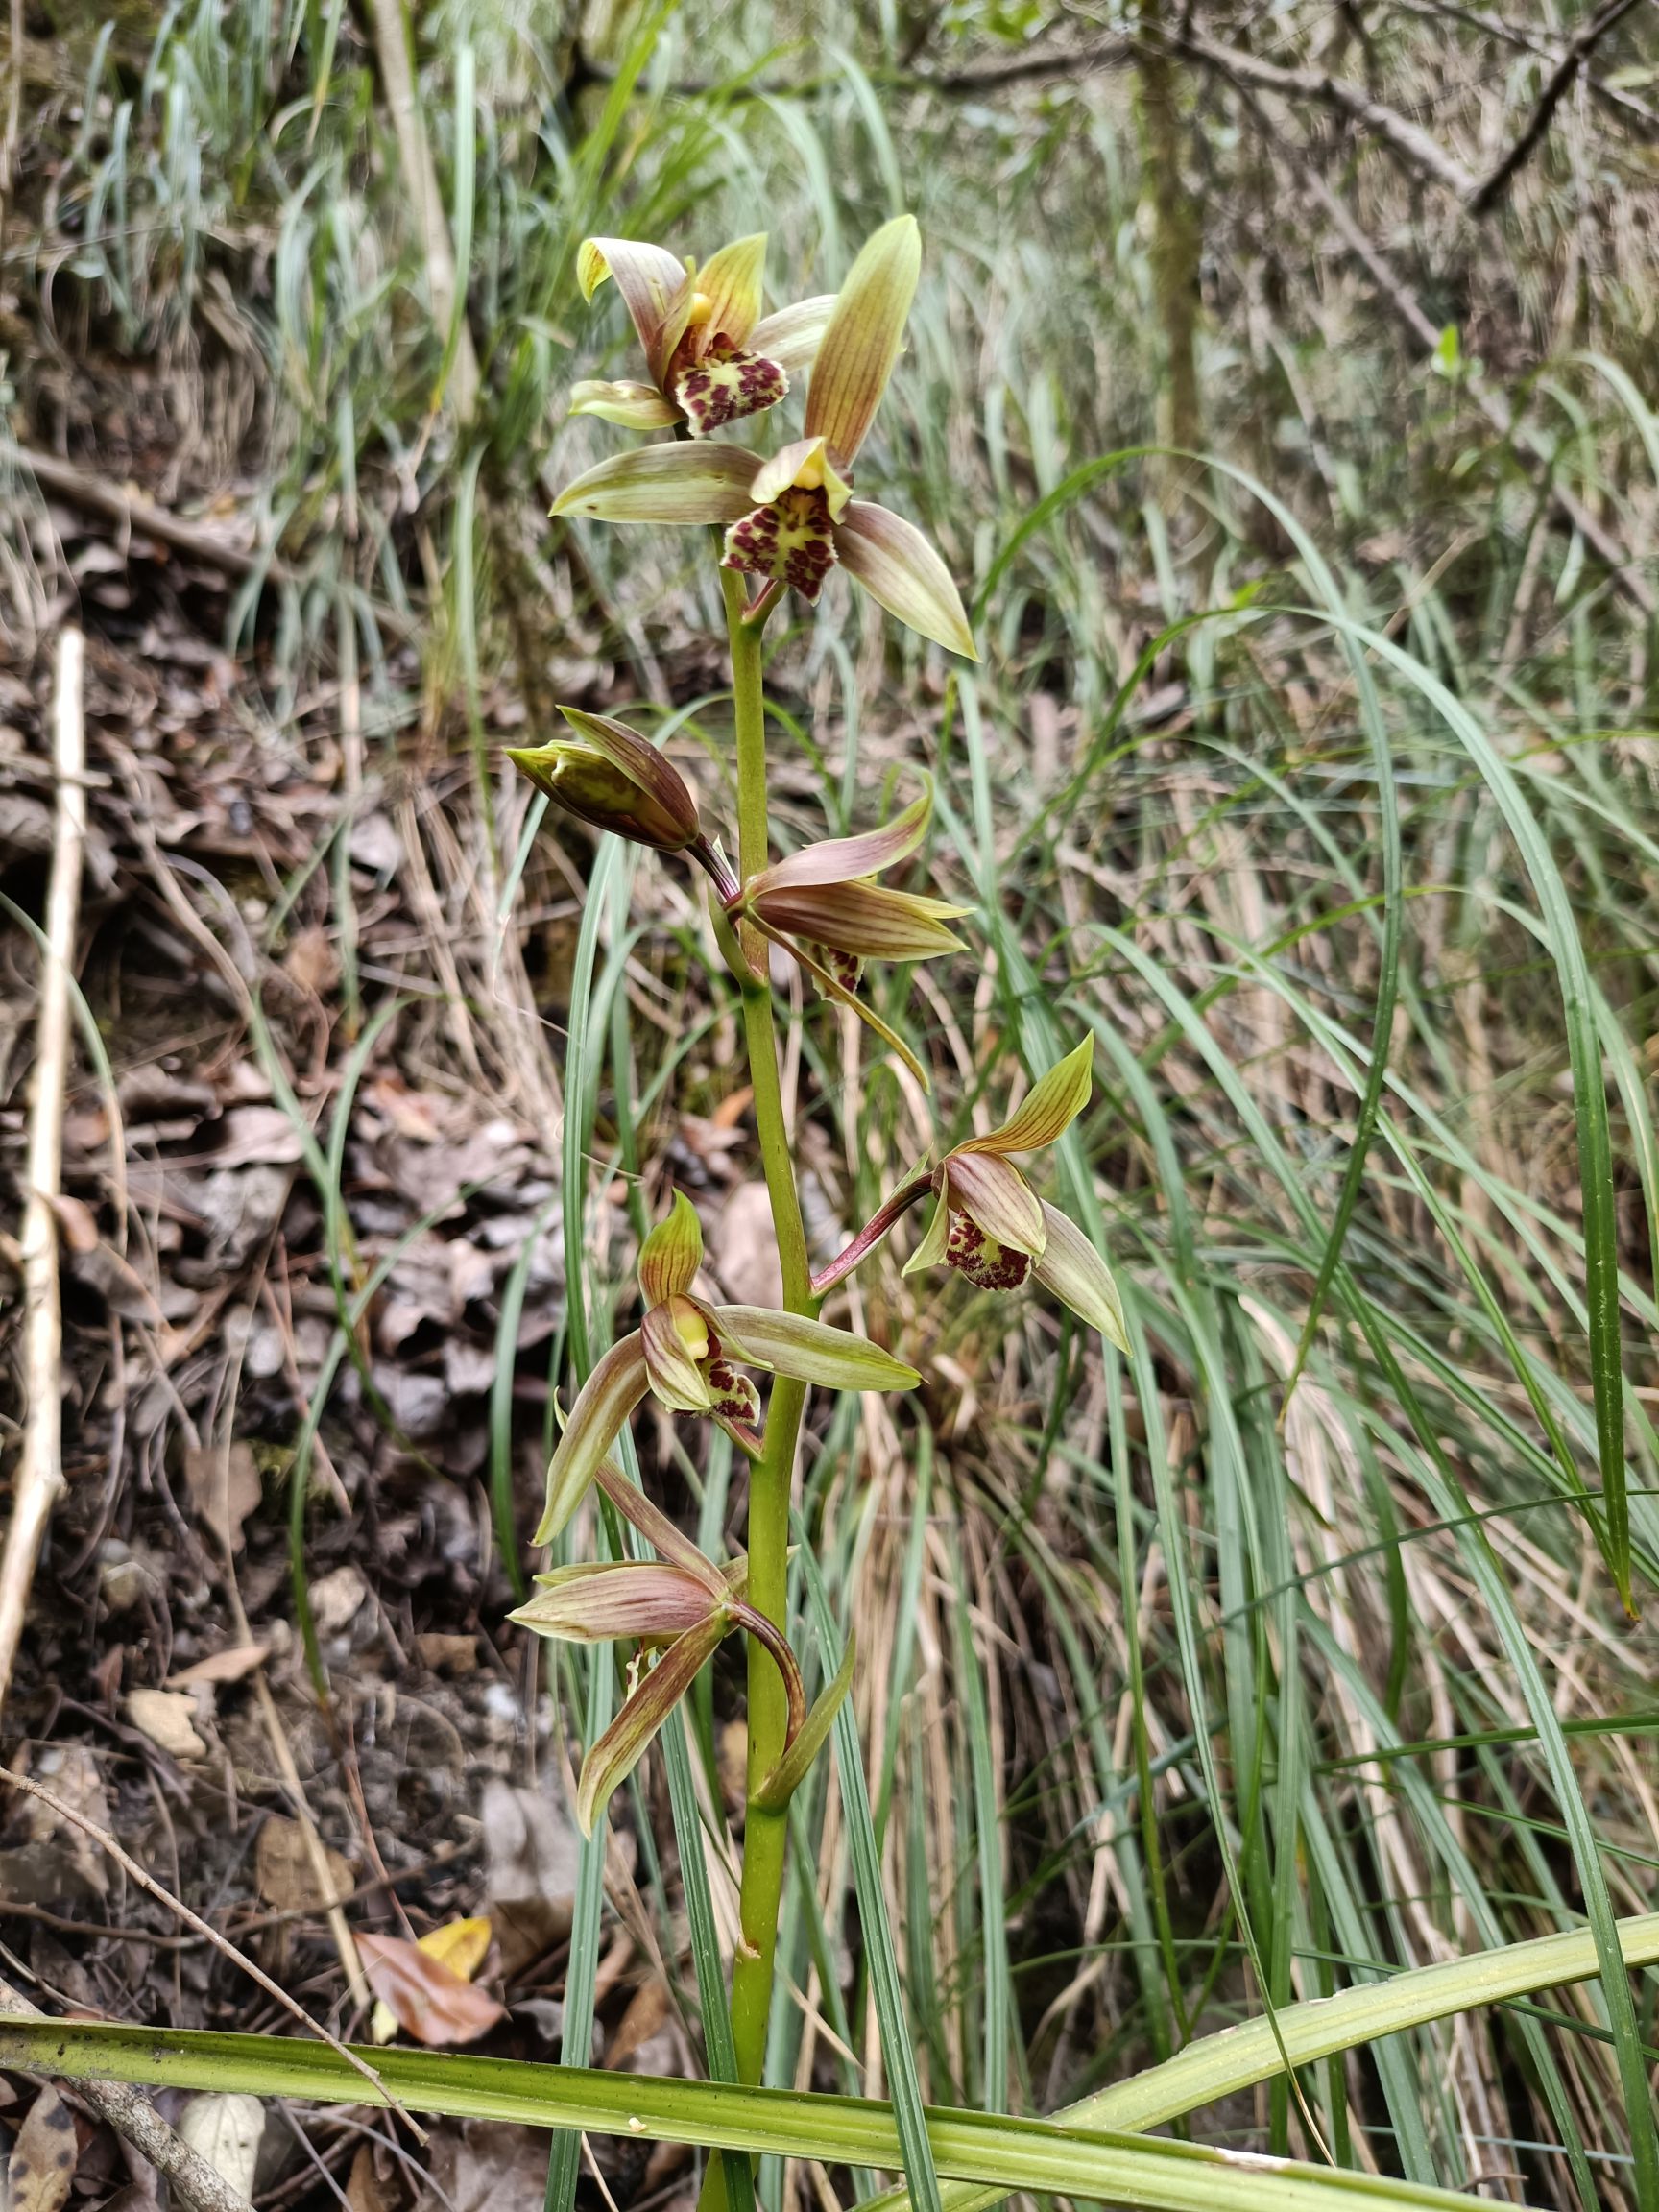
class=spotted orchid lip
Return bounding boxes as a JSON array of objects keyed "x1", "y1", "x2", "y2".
[
  {"x1": 674, "y1": 338, "x2": 789, "y2": 439},
  {"x1": 571, "y1": 232, "x2": 831, "y2": 436}
]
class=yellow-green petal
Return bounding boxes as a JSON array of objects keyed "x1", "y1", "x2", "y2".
[
  {"x1": 576, "y1": 1616, "x2": 728, "y2": 1835},
  {"x1": 567, "y1": 378, "x2": 682, "y2": 429},
  {"x1": 749, "y1": 437, "x2": 853, "y2": 520},
  {"x1": 510, "y1": 1561, "x2": 721, "y2": 1645},
  {"x1": 833, "y1": 500, "x2": 977, "y2": 659},
  {"x1": 750, "y1": 295, "x2": 836, "y2": 375},
  {"x1": 686, "y1": 232, "x2": 768, "y2": 347},
  {"x1": 576, "y1": 236, "x2": 693, "y2": 386},
  {"x1": 902, "y1": 1192, "x2": 951, "y2": 1275},
  {"x1": 553, "y1": 443, "x2": 758, "y2": 525},
  {"x1": 535, "y1": 1335, "x2": 651, "y2": 1545},
  {"x1": 711, "y1": 1306, "x2": 920, "y2": 1391},
  {"x1": 750, "y1": 781, "x2": 934, "y2": 894},
  {"x1": 965, "y1": 1036, "x2": 1094, "y2": 1157},
  {"x1": 804, "y1": 214, "x2": 920, "y2": 467},
  {"x1": 1032, "y1": 1201, "x2": 1128, "y2": 1349},
  {"x1": 945, "y1": 1151, "x2": 1046, "y2": 1258},
  {"x1": 638, "y1": 1188, "x2": 706, "y2": 1304},
  {"x1": 641, "y1": 1297, "x2": 715, "y2": 1414},
  {"x1": 750, "y1": 880, "x2": 966, "y2": 961}
]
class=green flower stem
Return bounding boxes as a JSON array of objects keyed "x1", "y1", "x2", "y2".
[{"x1": 714, "y1": 569, "x2": 817, "y2": 2183}]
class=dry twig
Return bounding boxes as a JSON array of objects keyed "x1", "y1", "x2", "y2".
[
  {"x1": 1467, "y1": 0, "x2": 1651, "y2": 212},
  {"x1": 0, "y1": 1767, "x2": 419, "y2": 2137},
  {"x1": 0, "y1": 628, "x2": 86, "y2": 1723},
  {"x1": 1, "y1": 443, "x2": 297, "y2": 583},
  {"x1": 1179, "y1": 30, "x2": 1480, "y2": 201},
  {"x1": 1293, "y1": 154, "x2": 1657, "y2": 613}
]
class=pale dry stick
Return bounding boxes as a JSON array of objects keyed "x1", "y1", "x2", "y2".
[
  {"x1": 0, "y1": 1767, "x2": 416, "y2": 2136},
  {"x1": 0, "y1": 628, "x2": 86, "y2": 1722},
  {"x1": 1176, "y1": 28, "x2": 1481, "y2": 199},
  {"x1": 1, "y1": 441, "x2": 299, "y2": 585},
  {"x1": 1, "y1": 0, "x2": 20, "y2": 210},
  {"x1": 0, "y1": 1972, "x2": 251, "y2": 2212},
  {"x1": 361, "y1": 0, "x2": 479, "y2": 428}
]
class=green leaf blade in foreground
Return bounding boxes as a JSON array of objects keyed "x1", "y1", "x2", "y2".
[{"x1": 0, "y1": 2012, "x2": 1622, "y2": 2212}]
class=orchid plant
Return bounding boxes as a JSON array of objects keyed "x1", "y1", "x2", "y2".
[{"x1": 512, "y1": 212, "x2": 1126, "y2": 2191}]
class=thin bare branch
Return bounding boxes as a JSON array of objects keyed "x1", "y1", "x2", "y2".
[
  {"x1": 1466, "y1": 0, "x2": 1651, "y2": 213},
  {"x1": 1292, "y1": 151, "x2": 1656, "y2": 612},
  {"x1": 2, "y1": 443, "x2": 297, "y2": 582},
  {"x1": 1179, "y1": 28, "x2": 1480, "y2": 199},
  {"x1": 0, "y1": 629, "x2": 85, "y2": 1723},
  {"x1": 0, "y1": 1766, "x2": 419, "y2": 2136}
]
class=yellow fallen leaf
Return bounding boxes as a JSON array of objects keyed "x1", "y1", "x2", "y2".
[
  {"x1": 420, "y1": 1915, "x2": 492, "y2": 1981},
  {"x1": 370, "y1": 1917, "x2": 493, "y2": 2043}
]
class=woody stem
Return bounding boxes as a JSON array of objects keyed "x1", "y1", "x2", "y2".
[{"x1": 710, "y1": 567, "x2": 816, "y2": 2172}]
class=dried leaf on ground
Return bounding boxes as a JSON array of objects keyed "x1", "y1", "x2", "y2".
[
  {"x1": 710, "y1": 1181, "x2": 783, "y2": 1310},
  {"x1": 254, "y1": 1815, "x2": 353, "y2": 1912},
  {"x1": 413, "y1": 2122, "x2": 550, "y2": 2212},
  {"x1": 412, "y1": 1633, "x2": 477, "y2": 1674},
  {"x1": 167, "y1": 1643, "x2": 268, "y2": 1689},
  {"x1": 605, "y1": 1976, "x2": 672, "y2": 2071},
  {"x1": 357, "y1": 1932, "x2": 505, "y2": 2047},
  {"x1": 346, "y1": 2142, "x2": 396, "y2": 2212},
  {"x1": 177, "y1": 2095, "x2": 264, "y2": 2205},
  {"x1": 9, "y1": 2085, "x2": 77, "y2": 2212},
  {"x1": 182, "y1": 1441, "x2": 262, "y2": 1554},
  {"x1": 370, "y1": 1917, "x2": 493, "y2": 2042},
  {"x1": 0, "y1": 1747, "x2": 108, "y2": 1902},
  {"x1": 478, "y1": 1778, "x2": 577, "y2": 1978},
  {"x1": 308, "y1": 1564, "x2": 368, "y2": 1637},
  {"x1": 124, "y1": 1687, "x2": 207, "y2": 1759}
]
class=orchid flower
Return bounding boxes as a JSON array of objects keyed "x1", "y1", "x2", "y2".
[
  {"x1": 568, "y1": 233, "x2": 833, "y2": 438},
  {"x1": 904, "y1": 1039, "x2": 1127, "y2": 1344},
  {"x1": 552, "y1": 217, "x2": 977, "y2": 659},
  {"x1": 534, "y1": 1191, "x2": 920, "y2": 1545},
  {"x1": 729, "y1": 781, "x2": 968, "y2": 1080},
  {"x1": 513, "y1": 1460, "x2": 799, "y2": 1833}
]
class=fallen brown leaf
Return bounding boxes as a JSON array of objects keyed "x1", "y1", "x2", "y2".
[
  {"x1": 254, "y1": 1815, "x2": 353, "y2": 1912},
  {"x1": 167, "y1": 1642, "x2": 269, "y2": 1690},
  {"x1": 123, "y1": 1687, "x2": 207, "y2": 1760},
  {"x1": 9, "y1": 2084, "x2": 77, "y2": 2212},
  {"x1": 182, "y1": 1440, "x2": 262, "y2": 1555},
  {"x1": 356, "y1": 1933, "x2": 505, "y2": 2047}
]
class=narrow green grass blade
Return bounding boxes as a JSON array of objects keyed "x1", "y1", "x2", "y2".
[
  {"x1": 0, "y1": 2018, "x2": 1596, "y2": 2212},
  {"x1": 796, "y1": 1530, "x2": 946, "y2": 2212},
  {"x1": 543, "y1": 838, "x2": 625, "y2": 2212},
  {"x1": 948, "y1": 1536, "x2": 1009, "y2": 2114}
]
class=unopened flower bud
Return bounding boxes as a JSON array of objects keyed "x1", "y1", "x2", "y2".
[{"x1": 507, "y1": 706, "x2": 699, "y2": 853}]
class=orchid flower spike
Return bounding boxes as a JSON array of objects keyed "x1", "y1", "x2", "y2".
[
  {"x1": 731, "y1": 781, "x2": 967, "y2": 1081},
  {"x1": 534, "y1": 1191, "x2": 920, "y2": 1545},
  {"x1": 507, "y1": 705, "x2": 701, "y2": 853},
  {"x1": 553, "y1": 217, "x2": 977, "y2": 659},
  {"x1": 905, "y1": 1038, "x2": 1128, "y2": 1347},
  {"x1": 568, "y1": 234, "x2": 834, "y2": 438}
]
